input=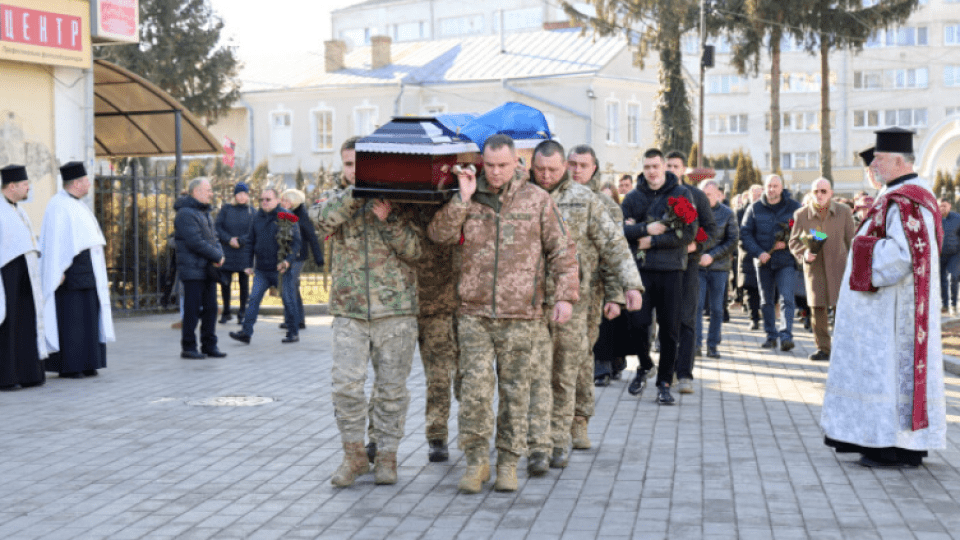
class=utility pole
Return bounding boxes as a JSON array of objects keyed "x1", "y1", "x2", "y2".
[{"x1": 698, "y1": 0, "x2": 706, "y2": 168}]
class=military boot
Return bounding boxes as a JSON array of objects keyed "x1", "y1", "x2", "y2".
[
  {"x1": 331, "y1": 442, "x2": 370, "y2": 487},
  {"x1": 374, "y1": 451, "x2": 397, "y2": 485},
  {"x1": 571, "y1": 416, "x2": 591, "y2": 450},
  {"x1": 494, "y1": 452, "x2": 519, "y2": 492},
  {"x1": 527, "y1": 451, "x2": 550, "y2": 476},
  {"x1": 428, "y1": 439, "x2": 449, "y2": 462},
  {"x1": 458, "y1": 450, "x2": 490, "y2": 494}
]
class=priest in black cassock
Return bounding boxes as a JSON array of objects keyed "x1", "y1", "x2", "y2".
[
  {"x1": 0, "y1": 164, "x2": 47, "y2": 390},
  {"x1": 39, "y1": 162, "x2": 115, "y2": 379}
]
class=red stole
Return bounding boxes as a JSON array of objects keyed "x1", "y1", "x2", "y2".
[{"x1": 849, "y1": 184, "x2": 943, "y2": 431}]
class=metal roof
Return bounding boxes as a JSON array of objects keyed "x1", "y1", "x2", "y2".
[{"x1": 286, "y1": 28, "x2": 626, "y2": 90}]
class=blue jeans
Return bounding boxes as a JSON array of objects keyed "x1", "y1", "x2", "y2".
[
  {"x1": 242, "y1": 269, "x2": 299, "y2": 337},
  {"x1": 940, "y1": 254, "x2": 960, "y2": 309},
  {"x1": 696, "y1": 270, "x2": 729, "y2": 351},
  {"x1": 287, "y1": 260, "x2": 306, "y2": 325},
  {"x1": 757, "y1": 263, "x2": 795, "y2": 341}
]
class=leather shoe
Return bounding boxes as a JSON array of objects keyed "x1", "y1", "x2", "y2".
[
  {"x1": 201, "y1": 348, "x2": 227, "y2": 358},
  {"x1": 82, "y1": 369, "x2": 99, "y2": 377},
  {"x1": 750, "y1": 320, "x2": 760, "y2": 330},
  {"x1": 280, "y1": 322, "x2": 308, "y2": 330},
  {"x1": 707, "y1": 347, "x2": 720, "y2": 358},
  {"x1": 60, "y1": 372, "x2": 84, "y2": 379},
  {"x1": 761, "y1": 338, "x2": 777, "y2": 349},
  {"x1": 228, "y1": 331, "x2": 251, "y2": 344},
  {"x1": 282, "y1": 334, "x2": 299, "y2": 343},
  {"x1": 218, "y1": 314, "x2": 232, "y2": 324},
  {"x1": 181, "y1": 350, "x2": 206, "y2": 359},
  {"x1": 809, "y1": 350, "x2": 830, "y2": 361},
  {"x1": 780, "y1": 339, "x2": 795, "y2": 352},
  {"x1": 594, "y1": 374, "x2": 611, "y2": 387}
]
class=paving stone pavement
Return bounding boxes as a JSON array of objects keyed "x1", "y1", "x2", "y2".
[{"x1": 1, "y1": 309, "x2": 960, "y2": 540}]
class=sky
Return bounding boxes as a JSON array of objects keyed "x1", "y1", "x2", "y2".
[{"x1": 207, "y1": 0, "x2": 359, "y2": 85}]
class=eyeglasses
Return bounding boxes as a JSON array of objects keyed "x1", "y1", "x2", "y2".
[{"x1": 260, "y1": 198, "x2": 273, "y2": 201}]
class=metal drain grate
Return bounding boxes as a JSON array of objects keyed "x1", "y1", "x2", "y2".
[{"x1": 188, "y1": 395, "x2": 276, "y2": 407}]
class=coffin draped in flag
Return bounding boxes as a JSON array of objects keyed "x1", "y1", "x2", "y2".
[{"x1": 354, "y1": 102, "x2": 551, "y2": 202}]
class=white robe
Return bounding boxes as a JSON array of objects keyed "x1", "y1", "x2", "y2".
[
  {"x1": 0, "y1": 196, "x2": 47, "y2": 359},
  {"x1": 39, "y1": 190, "x2": 115, "y2": 352},
  {"x1": 820, "y1": 176, "x2": 947, "y2": 451}
]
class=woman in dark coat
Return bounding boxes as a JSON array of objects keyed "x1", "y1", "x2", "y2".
[
  {"x1": 280, "y1": 189, "x2": 323, "y2": 330},
  {"x1": 214, "y1": 183, "x2": 254, "y2": 324}
]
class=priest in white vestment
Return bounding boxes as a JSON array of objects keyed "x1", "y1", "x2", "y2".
[
  {"x1": 0, "y1": 165, "x2": 47, "y2": 389},
  {"x1": 39, "y1": 162, "x2": 115, "y2": 379},
  {"x1": 821, "y1": 128, "x2": 947, "y2": 468}
]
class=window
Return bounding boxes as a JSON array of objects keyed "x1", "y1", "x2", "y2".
[
  {"x1": 627, "y1": 103, "x2": 641, "y2": 145},
  {"x1": 606, "y1": 101, "x2": 620, "y2": 144},
  {"x1": 945, "y1": 65, "x2": 960, "y2": 87},
  {"x1": 354, "y1": 105, "x2": 378, "y2": 136},
  {"x1": 439, "y1": 14, "x2": 483, "y2": 37},
  {"x1": 853, "y1": 110, "x2": 881, "y2": 128},
  {"x1": 886, "y1": 67, "x2": 928, "y2": 89},
  {"x1": 492, "y1": 8, "x2": 543, "y2": 32},
  {"x1": 854, "y1": 70, "x2": 882, "y2": 89},
  {"x1": 270, "y1": 110, "x2": 292, "y2": 155},
  {"x1": 768, "y1": 72, "x2": 835, "y2": 93},
  {"x1": 707, "y1": 74, "x2": 748, "y2": 94},
  {"x1": 948, "y1": 106, "x2": 960, "y2": 116},
  {"x1": 708, "y1": 114, "x2": 748, "y2": 134},
  {"x1": 867, "y1": 26, "x2": 927, "y2": 47},
  {"x1": 946, "y1": 25, "x2": 960, "y2": 45},
  {"x1": 855, "y1": 108, "x2": 926, "y2": 128},
  {"x1": 781, "y1": 152, "x2": 819, "y2": 170},
  {"x1": 682, "y1": 34, "x2": 699, "y2": 55},
  {"x1": 393, "y1": 21, "x2": 425, "y2": 42},
  {"x1": 310, "y1": 108, "x2": 334, "y2": 152}
]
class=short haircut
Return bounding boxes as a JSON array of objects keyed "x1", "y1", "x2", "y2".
[
  {"x1": 699, "y1": 179, "x2": 719, "y2": 192},
  {"x1": 750, "y1": 184, "x2": 763, "y2": 191},
  {"x1": 600, "y1": 181, "x2": 621, "y2": 204},
  {"x1": 281, "y1": 188, "x2": 305, "y2": 207},
  {"x1": 569, "y1": 144, "x2": 598, "y2": 167},
  {"x1": 261, "y1": 187, "x2": 278, "y2": 199},
  {"x1": 643, "y1": 148, "x2": 664, "y2": 160},
  {"x1": 891, "y1": 152, "x2": 916, "y2": 164},
  {"x1": 484, "y1": 133, "x2": 515, "y2": 153},
  {"x1": 665, "y1": 150, "x2": 686, "y2": 163},
  {"x1": 187, "y1": 177, "x2": 209, "y2": 196},
  {"x1": 534, "y1": 140, "x2": 565, "y2": 159},
  {"x1": 620, "y1": 174, "x2": 633, "y2": 182},
  {"x1": 764, "y1": 174, "x2": 782, "y2": 186},
  {"x1": 341, "y1": 136, "x2": 360, "y2": 153}
]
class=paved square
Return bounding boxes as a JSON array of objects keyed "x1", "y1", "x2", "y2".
[{"x1": 1, "y1": 310, "x2": 959, "y2": 539}]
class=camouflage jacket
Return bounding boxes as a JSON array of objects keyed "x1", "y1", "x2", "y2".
[
  {"x1": 546, "y1": 173, "x2": 641, "y2": 306},
  {"x1": 427, "y1": 169, "x2": 579, "y2": 320},
  {"x1": 412, "y1": 204, "x2": 460, "y2": 317},
  {"x1": 583, "y1": 169, "x2": 635, "y2": 304},
  {"x1": 310, "y1": 186, "x2": 421, "y2": 320}
]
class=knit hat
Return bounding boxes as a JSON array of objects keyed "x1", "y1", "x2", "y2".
[{"x1": 234, "y1": 182, "x2": 249, "y2": 195}]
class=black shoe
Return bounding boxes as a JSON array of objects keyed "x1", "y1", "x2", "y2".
[
  {"x1": 82, "y1": 369, "x2": 99, "y2": 377},
  {"x1": 694, "y1": 348, "x2": 702, "y2": 357},
  {"x1": 527, "y1": 451, "x2": 550, "y2": 476},
  {"x1": 628, "y1": 366, "x2": 656, "y2": 396},
  {"x1": 723, "y1": 311, "x2": 730, "y2": 323},
  {"x1": 594, "y1": 374, "x2": 611, "y2": 387},
  {"x1": 857, "y1": 455, "x2": 903, "y2": 468},
  {"x1": 237, "y1": 316, "x2": 244, "y2": 325},
  {"x1": 549, "y1": 446, "x2": 569, "y2": 468},
  {"x1": 750, "y1": 320, "x2": 760, "y2": 330},
  {"x1": 219, "y1": 313, "x2": 232, "y2": 324},
  {"x1": 60, "y1": 372, "x2": 84, "y2": 379},
  {"x1": 281, "y1": 334, "x2": 299, "y2": 343},
  {"x1": 279, "y1": 323, "x2": 288, "y2": 329},
  {"x1": 611, "y1": 369, "x2": 623, "y2": 381},
  {"x1": 707, "y1": 347, "x2": 720, "y2": 358},
  {"x1": 228, "y1": 331, "x2": 251, "y2": 344},
  {"x1": 366, "y1": 442, "x2": 377, "y2": 464},
  {"x1": 181, "y1": 350, "x2": 206, "y2": 359},
  {"x1": 299, "y1": 322, "x2": 307, "y2": 330},
  {"x1": 809, "y1": 350, "x2": 830, "y2": 361},
  {"x1": 201, "y1": 348, "x2": 227, "y2": 358},
  {"x1": 780, "y1": 339, "x2": 795, "y2": 352},
  {"x1": 761, "y1": 338, "x2": 777, "y2": 349},
  {"x1": 656, "y1": 382, "x2": 675, "y2": 405},
  {"x1": 428, "y1": 440, "x2": 449, "y2": 463}
]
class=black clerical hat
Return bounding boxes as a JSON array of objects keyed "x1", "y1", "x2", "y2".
[
  {"x1": 1, "y1": 164, "x2": 27, "y2": 185},
  {"x1": 874, "y1": 127, "x2": 914, "y2": 154},
  {"x1": 60, "y1": 161, "x2": 87, "y2": 182},
  {"x1": 858, "y1": 147, "x2": 875, "y2": 167}
]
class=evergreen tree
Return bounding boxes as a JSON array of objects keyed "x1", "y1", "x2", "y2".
[
  {"x1": 688, "y1": 142, "x2": 700, "y2": 168},
  {"x1": 734, "y1": 151, "x2": 751, "y2": 196},
  {"x1": 96, "y1": 0, "x2": 241, "y2": 122},
  {"x1": 934, "y1": 170, "x2": 947, "y2": 198}
]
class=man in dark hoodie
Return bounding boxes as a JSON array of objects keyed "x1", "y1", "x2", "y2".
[
  {"x1": 174, "y1": 178, "x2": 226, "y2": 359},
  {"x1": 622, "y1": 148, "x2": 697, "y2": 405},
  {"x1": 740, "y1": 174, "x2": 802, "y2": 351},
  {"x1": 228, "y1": 187, "x2": 302, "y2": 344}
]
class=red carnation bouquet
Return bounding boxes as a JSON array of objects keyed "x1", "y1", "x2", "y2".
[
  {"x1": 276, "y1": 211, "x2": 299, "y2": 262},
  {"x1": 636, "y1": 196, "x2": 698, "y2": 265},
  {"x1": 760, "y1": 219, "x2": 794, "y2": 264}
]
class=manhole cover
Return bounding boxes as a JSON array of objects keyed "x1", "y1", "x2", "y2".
[{"x1": 188, "y1": 395, "x2": 276, "y2": 407}]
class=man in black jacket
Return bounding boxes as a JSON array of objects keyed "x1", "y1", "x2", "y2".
[
  {"x1": 622, "y1": 149, "x2": 697, "y2": 405},
  {"x1": 229, "y1": 188, "x2": 302, "y2": 344},
  {"x1": 666, "y1": 150, "x2": 716, "y2": 395},
  {"x1": 939, "y1": 198, "x2": 960, "y2": 314},
  {"x1": 696, "y1": 180, "x2": 739, "y2": 360},
  {"x1": 174, "y1": 178, "x2": 226, "y2": 359}
]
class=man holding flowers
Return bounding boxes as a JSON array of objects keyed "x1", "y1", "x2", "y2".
[{"x1": 741, "y1": 175, "x2": 801, "y2": 351}]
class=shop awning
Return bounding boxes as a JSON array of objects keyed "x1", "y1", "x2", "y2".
[{"x1": 94, "y1": 59, "x2": 222, "y2": 157}]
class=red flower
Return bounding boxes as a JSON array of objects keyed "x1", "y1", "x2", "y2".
[
  {"x1": 277, "y1": 212, "x2": 299, "y2": 223},
  {"x1": 696, "y1": 227, "x2": 708, "y2": 243},
  {"x1": 788, "y1": 219, "x2": 795, "y2": 228}
]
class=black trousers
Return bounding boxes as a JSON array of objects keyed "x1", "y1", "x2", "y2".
[
  {"x1": 675, "y1": 259, "x2": 700, "y2": 380},
  {"x1": 743, "y1": 285, "x2": 761, "y2": 322},
  {"x1": 219, "y1": 270, "x2": 249, "y2": 318},
  {"x1": 630, "y1": 269, "x2": 682, "y2": 386},
  {"x1": 182, "y1": 278, "x2": 218, "y2": 352}
]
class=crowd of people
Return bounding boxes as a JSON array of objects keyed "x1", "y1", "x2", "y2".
[{"x1": 1, "y1": 125, "x2": 947, "y2": 487}]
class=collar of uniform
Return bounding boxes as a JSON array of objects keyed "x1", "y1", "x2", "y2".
[{"x1": 886, "y1": 172, "x2": 918, "y2": 189}]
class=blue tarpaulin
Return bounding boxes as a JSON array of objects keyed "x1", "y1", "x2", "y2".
[{"x1": 457, "y1": 102, "x2": 552, "y2": 150}]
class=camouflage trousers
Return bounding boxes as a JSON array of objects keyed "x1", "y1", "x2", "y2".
[
  {"x1": 526, "y1": 318, "x2": 553, "y2": 453},
  {"x1": 577, "y1": 285, "x2": 604, "y2": 419},
  {"x1": 331, "y1": 315, "x2": 417, "y2": 453},
  {"x1": 549, "y1": 304, "x2": 590, "y2": 448},
  {"x1": 418, "y1": 313, "x2": 460, "y2": 443},
  {"x1": 458, "y1": 315, "x2": 537, "y2": 459}
]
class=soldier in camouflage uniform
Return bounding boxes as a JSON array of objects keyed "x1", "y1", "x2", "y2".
[
  {"x1": 428, "y1": 134, "x2": 579, "y2": 494},
  {"x1": 528, "y1": 141, "x2": 643, "y2": 472},
  {"x1": 309, "y1": 137, "x2": 422, "y2": 488}
]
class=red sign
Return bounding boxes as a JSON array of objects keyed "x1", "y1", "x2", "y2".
[
  {"x1": 99, "y1": 0, "x2": 135, "y2": 37},
  {"x1": 222, "y1": 137, "x2": 236, "y2": 168},
  {"x1": 0, "y1": 4, "x2": 83, "y2": 51}
]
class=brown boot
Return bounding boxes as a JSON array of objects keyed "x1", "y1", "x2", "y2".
[
  {"x1": 494, "y1": 453, "x2": 519, "y2": 492},
  {"x1": 458, "y1": 450, "x2": 490, "y2": 494},
  {"x1": 330, "y1": 442, "x2": 370, "y2": 487},
  {"x1": 571, "y1": 416, "x2": 591, "y2": 450},
  {"x1": 374, "y1": 451, "x2": 397, "y2": 485}
]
